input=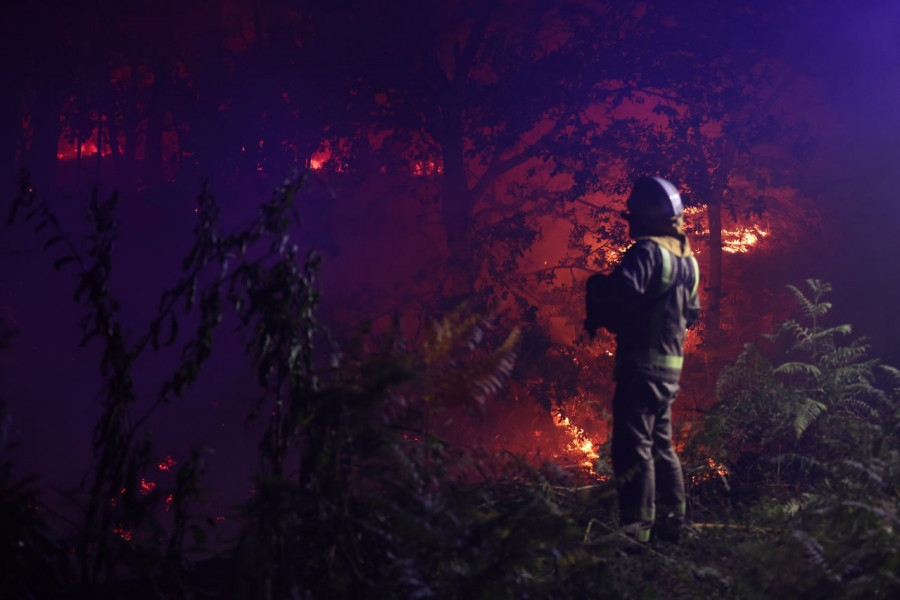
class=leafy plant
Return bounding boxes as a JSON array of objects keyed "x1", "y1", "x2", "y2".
[
  {"x1": 693, "y1": 279, "x2": 891, "y2": 498},
  {"x1": 7, "y1": 168, "x2": 330, "y2": 596},
  {"x1": 12, "y1": 162, "x2": 900, "y2": 600},
  {"x1": 685, "y1": 279, "x2": 900, "y2": 598}
]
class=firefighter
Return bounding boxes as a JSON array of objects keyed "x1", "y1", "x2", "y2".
[{"x1": 586, "y1": 176, "x2": 700, "y2": 545}]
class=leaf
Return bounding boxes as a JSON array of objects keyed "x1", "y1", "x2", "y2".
[
  {"x1": 165, "y1": 313, "x2": 178, "y2": 346},
  {"x1": 43, "y1": 236, "x2": 63, "y2": 251},
  {"x1": 878, "y1": 364, "x2": 900, "y2": 387},
  {"x1": 792, "y1": 398, "x2": 827, "y2": 438},
  {"x1": 817, "y1": 324, "x2": 852, "y2": 338},
  {"x1": 774, "y1": 362, "x2": 821, "y2": 379},
  {"x1": 53, "y1": 256, "x2": 77, "y2": 271}
]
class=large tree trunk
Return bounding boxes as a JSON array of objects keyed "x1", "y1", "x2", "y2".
[
  {"x1": 439, "y1": 84, "x2": 479, "y2": 284},
  {"x1": 27, "y1": 84, "x2": 64, "y2": 200},
  {"x1": 436, "y1": 3, "x2": 492, "y2": 277},
  {"x1": 0, "y1": 87, "x2": 20, "y2": 192},
  {"x1": 706, "y1": 189, "x2": 723, "y2": 333},
  {"x1": 143, "y1": 61, "x2": 166, "y2": 189},
  {"x1": 705, "y1": 139, "x2": 736, "y2": 338}
]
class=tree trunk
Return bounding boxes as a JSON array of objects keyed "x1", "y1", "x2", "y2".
[
  {"x1": 705, "y1": 139, "x2": 736, "y2": 337},
  {"x1": 143, "y1": 59, "x2": 168, "y2": 188},
  {"x1": 0, "y1": 90, "x2": 20, "y2": 193},
  {"x1": 439, "y1": 85, "x2": 477, "y2": 272},
  {"x1": 706, "y1": 188, "x2": 723, "y2": 333},
  {"x1": 27, "y1": 84, "x2": 64, "y2": 199}
]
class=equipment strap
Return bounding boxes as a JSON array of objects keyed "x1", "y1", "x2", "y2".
[{"x1": 688, "y1": 255, "x2": 699, "y2": 299}]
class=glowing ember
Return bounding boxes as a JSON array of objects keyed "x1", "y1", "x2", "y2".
[
  {"x1": 308, "y1": 147, "x2": 330, "y2": 170},
  {"x1": 412, "y1": 160, "x2": 443, "y2": 176},
  {"x1": 158, "y1": 456, "x2": 177, "y2": 471},
  {"x1": 691, "y1": 456, "x2": 729, "y2": 484},
  {"x1": 113, "y1": 525, "x2": 134, "y2": 541},
  {"x1": 140, "y1": 479, "x2": 156, "y2": 495},
  {"x1": 707, "y1": 457, "x2": 728, "y2": 477}
]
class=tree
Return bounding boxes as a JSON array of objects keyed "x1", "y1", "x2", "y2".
[
  {"x1": 342, "y1": 1, "x2": 626, "y2": 260},
  {"x1": 590, "y1": 1, "x2": 817, "y2": 341}
]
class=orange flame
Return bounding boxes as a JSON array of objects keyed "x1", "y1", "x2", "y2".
[
  {"x1": 722, "y1": 227, "x2": 768, "y2": 254},
  {"x1": 707, "y1": 457, "x2": 728, "y2": 477},
  {"x1": 682, "y1": 205, "x2": 768, "y2": 254},
  {"x1": 553, "y1": 411, "x2": 600, "y2": 469}
]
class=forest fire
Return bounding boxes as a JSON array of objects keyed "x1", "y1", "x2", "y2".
[
  {"x1": 682, "y1": 205, "x2": 769, "y2": 254},
  {"x1": 722, "y1": 227, "x2": 768, "y2": 254},
  {"x1": 6, "y1": 0, "x2": 866, "y2": 595},
  {"x1": 707, "y1": 457, "x2": 728, "y2": 478},
  {"x1": 552, "y1": 410, "x2": 601, "y2": 469}
]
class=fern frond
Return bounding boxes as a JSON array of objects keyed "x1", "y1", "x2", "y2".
[
  {"x1": 805, "y1": 278, "x2": 833, "y2": 304},
  {"x1": 878, "y1": 364, "x2": 900, "y2": 387},
  {"x1": 838, "y1": 397, "x2": 881, "y2": 421},
  {"x1": 777, "y1": 319, "x2": 815, "y2": 353},
  {"x1": 422, "y1": 306, "x2": 521, "y2": 408},
  {"x1": 715, "y1": 343, "x2": 775, "y2": 401},
  {"x1": 820, "y1": 343, "x2": 870, "y2": 369},
  {"x1": 842, "y1": 500, "x2": 896, "y2": 523},
  {"x1": 424, "y1": 304, "x2": 486, "y2": 365},
  {"x1": 792, "y1": 397, "x2": 827, "y2": 438},
  {"x1": 778, "y1": 452, "x2": 827, "y2": 476},
  {"x1": 773, "y1": 362, "x2": 821, "y2": 379},
  {"x1": 841, "y1": 459, "x2": 886, "y2": 489},
  {"x1": 461, "y1": 328, "x2": 522, "y2": 404},
  {"x1": 812, "y1": 324, "x2": 852, "y2": 340},
  {"x1": 810, "y1": 301, "x2": 832, "y2": 319},
  {"x1": 787, "y1": 284, "x2": 816, "y2": 320},
  {"x1": 792, "y1": 529, "x2": 828, "y2": 570}
]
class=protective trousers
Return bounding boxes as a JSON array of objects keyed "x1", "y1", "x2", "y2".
[{"x1": 611, "y1": 373, "x2": 686, "y2": 542}]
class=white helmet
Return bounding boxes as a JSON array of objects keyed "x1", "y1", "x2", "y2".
[{"x1": 625, "y1": 176, "x2": 683, "y2": 221}]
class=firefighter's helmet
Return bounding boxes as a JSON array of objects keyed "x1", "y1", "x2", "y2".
[{"x1": 625, "y1": 176, "x2": 683, "y2": 222}]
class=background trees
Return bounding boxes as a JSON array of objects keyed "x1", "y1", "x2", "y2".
[
  {"x1": 5, "y1": 1, "x2": 900, "y2": 594},
  {"x1": 1, "y1": 0, "x2": 870, "y2": 516}
]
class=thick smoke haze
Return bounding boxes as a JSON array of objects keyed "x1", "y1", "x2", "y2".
[
  {"x1": 781, "y1": 1, "x2": 900, "y2": 364},
  {"x1": 2, "y1": 0, "x2": 900, "y2": 521}
]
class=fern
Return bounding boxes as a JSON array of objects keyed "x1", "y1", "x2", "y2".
[
  {"x1": 422, "y1": 305, "x2": 521, "y2": 408},
  {"x1": 696, "y1": 279, "x2": 899, "y2": 502},
  {"x1": 878, "y1": 364, "x2": 900, "y2": 387},
  {"x1": 773, "y1": 361, "x2": 821, "y2": 379},
  {"x1": 792, "y1": 398, "x2": 828, "y2": 438}
]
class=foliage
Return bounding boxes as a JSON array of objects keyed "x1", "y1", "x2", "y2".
[
  {"x1": 7, "y1": 168, "x2": 330, "y2": 595},
  {"x1": 8, "y1": 0, "x2": 827, "y2": 450},
  {"x1": 696, "y1": 279, "x2": 891, "y2": 493},
  {"x1": 7, "y1": 164, "x2": 900, "y2": 599},
  {"x1": 686, "y1": 278, "x2": 900, "y2": 598}
]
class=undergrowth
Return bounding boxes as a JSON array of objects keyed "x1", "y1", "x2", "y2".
[{"x1": 2, "y1": 174, "x2": 899, "y2": 599}]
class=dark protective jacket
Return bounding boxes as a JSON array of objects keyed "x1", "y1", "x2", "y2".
[{"x1": 590, "y1": 234, "x2": 700, "y2": 383}]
